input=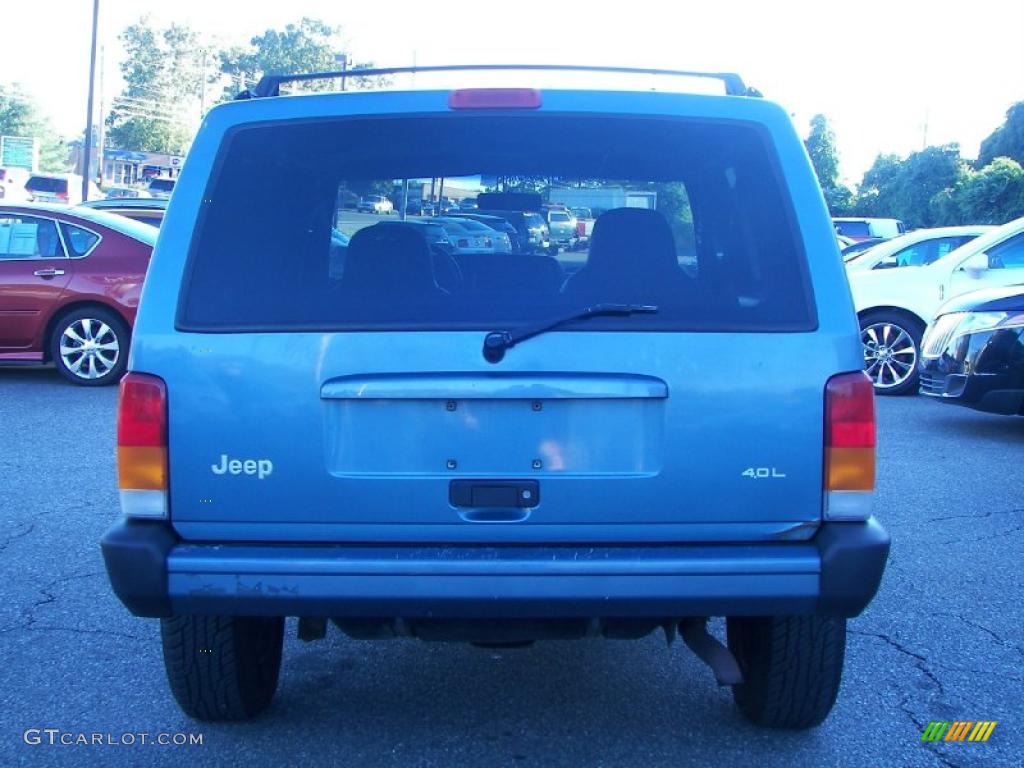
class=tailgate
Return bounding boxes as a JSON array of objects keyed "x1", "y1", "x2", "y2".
[{"x1": 165, "y1": 332, "x2": 828, "y2": 544}]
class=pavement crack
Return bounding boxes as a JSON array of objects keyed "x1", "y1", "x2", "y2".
[
  {"x1": 850, "y1": 629, "x2": 946, "y2": 697},
  {"x1": 0, "y1": 522, "x2": 35, "y2": 556},
  {"x1": 926, "y1": 507, "x2": 1023, "y2": 523},
  {"x1": 853, "y1": 631, "x2": 967, "y2": 767},
  {"x1": 21, "y1": 570, "x2": 110, "y2": 631},
  {"x1": 937, "y1": 612, "x2": 1024, "y2": 658},
  {"x1": 24, "y1": 626, "x2": 143, "y2": 641},
  {"x1": 942, "y1": 523, "x2": 1024, "y2": 546}
]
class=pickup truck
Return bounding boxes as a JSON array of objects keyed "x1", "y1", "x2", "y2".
[{"x1": 571, "y1": 206, "x2": 595, "y2": 247}]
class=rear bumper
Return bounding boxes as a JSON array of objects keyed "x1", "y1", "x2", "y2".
[{"x1": 101, "y1": 518, "x2": 890, "y2": 620}]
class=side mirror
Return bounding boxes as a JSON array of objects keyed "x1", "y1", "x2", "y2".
[{"x1": 958, "y1": 252, "x2": 989, "y2": 279}]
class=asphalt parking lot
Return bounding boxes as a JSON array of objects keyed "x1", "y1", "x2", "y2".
[{"x1": 1, "y1": 367, "x2": 1022, "y2": 767}]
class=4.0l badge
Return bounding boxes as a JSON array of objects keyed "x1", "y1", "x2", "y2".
[{"x1": 741, "y1": 467, "x2": 786, "y2": 479}]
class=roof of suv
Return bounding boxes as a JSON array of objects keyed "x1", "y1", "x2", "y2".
[{"x1": 234, "y1": 64, "x2": 761, "y2": 100}]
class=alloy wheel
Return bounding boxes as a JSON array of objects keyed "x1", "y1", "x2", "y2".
[
  {"x1": 861, "y1": 321, "x2": 917, "y2": 389},
  {"x1": 59, "y1": 318, "x2": 120, "y2": 381}
]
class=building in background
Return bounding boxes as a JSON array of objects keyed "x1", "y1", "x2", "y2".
[{"x1": 68, "y1": 141, "x2": 185, "y2": 187}]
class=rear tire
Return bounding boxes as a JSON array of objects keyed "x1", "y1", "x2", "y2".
[
  {"x1": 727, "y1": 615, "x2": 846, "y2": 729},
  {"x1": 161, "y1": 615, "x2": 284, "y2": 721}
]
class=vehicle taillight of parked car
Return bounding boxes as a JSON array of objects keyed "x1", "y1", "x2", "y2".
[
  {"x1": 117, "y1": 373, "x2": 168, "y2": 519},
  {"x1": 824, "y1": 371, "x2": 876, "y2": 520}
]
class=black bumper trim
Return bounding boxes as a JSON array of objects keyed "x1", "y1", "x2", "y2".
[
  {"x1": 100, "y1": 519, "x2": 177, "y2": 618},
  {"x1": 101, "y1": 518, "x2": 889, "y2": 620},
  {"x1": 815, "y1": 517, "x2": 890, "y2": 615}
]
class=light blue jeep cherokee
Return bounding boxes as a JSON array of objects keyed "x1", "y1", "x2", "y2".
[{"x1": 102, "y1": 65, "x2": 889, "y2": 728}]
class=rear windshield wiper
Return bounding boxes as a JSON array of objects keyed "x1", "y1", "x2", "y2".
[{"x1": 483, "y1": 303, "x2": 658, "y2": 363}]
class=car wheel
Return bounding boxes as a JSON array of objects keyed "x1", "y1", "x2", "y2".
[
  {"x1": 50, "y1": 307, "x2": 130, "y2": 386},
  {"x1": 727, "y1": 615, "x2": 846, "y2": 729},
  {"x1": 860, "y1": 311, "x2": 925, "y2": 395},
  {"x1": 161, "y1": 615, "x2": 284, "y2": 721}
]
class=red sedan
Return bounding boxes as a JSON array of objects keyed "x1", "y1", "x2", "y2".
[{"x1": 0, "y1": 202, "x2": 156, "y2": 385}]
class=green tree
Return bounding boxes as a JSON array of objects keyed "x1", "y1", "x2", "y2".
[
  {"x1": 105, "y1": 17, "x2": 210, "y2": 153},
  {"x1": 805, "y1": 114, "x2": 839, "y2": 189},
  {"x1": 978, "y1": 101, "x2": 1024, "y2": 168},
  {"x1": 804, "y1": 114, "x2": 855, "y2": 215},
  {"x1": 0, "y1": 83, "x2": 68, "y2": 171},
  {"x1": 218, "y1": 18, "x2": 384, "y2": 100},
  {"x1": 937, "y1": 158, "x2": 1024, "y2": 224},
  {"x1": 855, "y1": 145, "x2": 962, "y2": 227}
]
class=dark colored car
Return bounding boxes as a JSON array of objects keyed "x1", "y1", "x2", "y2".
[
  {"x1": 367, "y1": 220, "x2": 453, "y2": 253},
  {"x1": 0, "y1": 202, "x2": 156, "y2": 385},
  {"x1": 919, "y1": 284, "x2": 1024, "y2": 415},
  {"x1": 404, "y1": 198, "x2": 431, "y2": 216},
  {"x1": 80, "y1": 198, "x2": 168, "y2": 228},
  {"x1": 475, "y1": 209, "x2": 549, "y2": 254},
  {"x1": 445, "y1": 212, "x2": 523, "y2": 251},
  {"x1": 147, "y1": 177, "x2": 176, "y2": 199}
]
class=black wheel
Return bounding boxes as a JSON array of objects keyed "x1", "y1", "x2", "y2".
[
  {"x1": 49, "y1": 306, "x2": 130, "y2": 386},
  {"x1": 727, "y1": 616, "x2": 846, "y2": 729},
  {"x1": 161, "y1": 615, "x2": 284, "y2": 721},
  {"x1": 859, "y1": 311, "x2": 925, "y2": 395}
]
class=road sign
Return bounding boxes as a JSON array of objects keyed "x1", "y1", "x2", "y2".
[{"x1": 0, "y1": 136, "x2": 39, "y2": 170}]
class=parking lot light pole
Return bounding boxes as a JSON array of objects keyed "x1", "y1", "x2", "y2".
[{"x1": 82, "y1": 0, "x2": 100, "y2": 202}]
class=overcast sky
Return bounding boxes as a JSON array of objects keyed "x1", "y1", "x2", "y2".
[{"x1": 3, "y1": 0, "x2": 1023, "y2": 182}]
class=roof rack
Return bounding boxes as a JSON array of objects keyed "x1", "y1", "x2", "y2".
[{"x1": 235, "y1": 64, "x2": 761, "y2": 100}]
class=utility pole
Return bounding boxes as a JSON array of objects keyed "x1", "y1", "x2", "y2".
[
  {"x1": 82, "y1": 0, "x2": 100, "y2": 201},
  {"x1": 335, "y1": 53, "x2": 348, "y2": 91},
  {"x1": 97, "y1": 45, "x2": 105, "y2": 188},
  {"x1": 200, "y1": 48, "x2": 208, "y2": 117}
]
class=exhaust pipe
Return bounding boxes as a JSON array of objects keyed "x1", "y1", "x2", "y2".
[{"x1": 679, "y1": 618, "x2": 743, "y2": 686}]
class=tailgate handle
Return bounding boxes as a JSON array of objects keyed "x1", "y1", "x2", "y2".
[
  {"x1": 321, "y1": 373, "x2": 668, "y2": 400},
  {"x1": 450, "y1": 480, "x2": 539, "y2": 509}
]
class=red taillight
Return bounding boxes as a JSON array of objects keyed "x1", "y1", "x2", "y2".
[
  {"x1": 118, "y1": 373, "x2": 167, "y2": 447},
  {"x1": 825, "y1": 372, "x2": 875, "y2": 492},
  {"x1": 57, "y1": 191, "x2": 69, "y2": 200},
  {"x1": 826, "y1": 372, "x2": 875, "y2": 448},
  {"x1": 448, "y1": 88, "x2": 542, "y2": 110}
]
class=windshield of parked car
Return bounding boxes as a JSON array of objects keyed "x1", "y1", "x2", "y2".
[
  {"x1": 873, "y1": 235, "x2": 981, "y2": 269},
  {"x1": 180, "y1": 114, "x2": 814, "y2": 333}
]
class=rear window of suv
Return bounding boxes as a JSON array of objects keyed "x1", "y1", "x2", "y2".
[
  {"x1": 26, "y1": 176, "x2": 68, "y2": 193},
  {"x1": 179, "y1": 114, "x2": 815, "y2": 333}
]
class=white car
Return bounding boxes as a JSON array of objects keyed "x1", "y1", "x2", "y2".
[
  {"x1": 25, "y1": 173, "x2": 101, "y2": 205},
  {"x1": 833, "y1": 216, "x2": 905, "y2": 241},
  {"x1": 0, "y1": 167, "x2": 31, "y2": 201},
  {"x1": 845, "y1": 226, "x2": 992, "y2": 271},
  {"x1": 357, "y1": 195, "x2": 394, "y2": 214},
  {"x1": 848, "y1": 216, "x2": 1024, "y2": 394}
]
